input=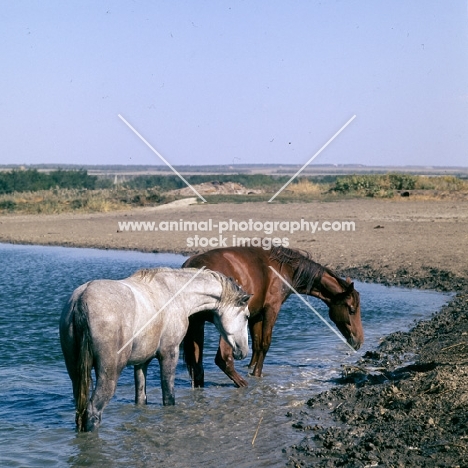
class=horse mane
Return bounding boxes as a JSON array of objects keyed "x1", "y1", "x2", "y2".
[
  {"x1": 269, "y1": 246, "x2": 325, "y2": 294},
  {"x1": 205, "y1": 270, "x2": 250, "y2": 308},
  {"x1": 131, "y1": 267, "x2": 175, "y2": 282},
  {"x1": 321, "y1": 265, "x2": 360, "y2": 305},
  {"x1": 132, "y1": 267, "x2": 247, "y2": 308},
  {"x1": 269, "y1": 247, "x2": 360, "y2": 303}
]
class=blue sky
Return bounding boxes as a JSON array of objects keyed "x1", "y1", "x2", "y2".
[{"x1": 1, "y1": 1, "x2": 467, "y2": 167}]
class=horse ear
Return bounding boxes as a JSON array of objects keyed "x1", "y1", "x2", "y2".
[
  {"x1": 346, "y1": 282, "x2": 354, "y2": 293},
  {"x1": 346, "y1": 277, "x2": 352, "y2": 284}
]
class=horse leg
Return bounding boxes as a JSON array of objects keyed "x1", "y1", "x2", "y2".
[
  {"x1": 215, "y1": 337, "x2": 248, "y2": 388},
  {"x1": 85, "y1": 364, "x2": 121, "y2": 431},
  {"x1": 247, "y1": 315, "x2": 263, "y2": 370},
  {"x1": 134, "y1": 360, "x2": 151, "y2": 405},
  {"x1": 183, "y1": 316, "x2": 206, "y2": 388},
  {"x1": 251, "y1": 304, "x2": 280, "y2": 378},
  {"x1": 158, "y1": 346, "x2": 179, "y2": 406}
]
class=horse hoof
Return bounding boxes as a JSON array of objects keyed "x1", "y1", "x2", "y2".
[
  {"x1": 233, "y1": 376, "x2": 249, "y2": 388},
  {"x1": 84, "y1": 415, "x2": 101, "y2": 432}
]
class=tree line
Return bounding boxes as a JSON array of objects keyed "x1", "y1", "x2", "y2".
[{"x1": 0, "y1": 169, "x2": 99, "y2": 194}]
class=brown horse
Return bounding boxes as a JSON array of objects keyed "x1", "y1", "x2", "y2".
[{"x1": 182, "y1": 245, "x2": 364, "y2": 388}]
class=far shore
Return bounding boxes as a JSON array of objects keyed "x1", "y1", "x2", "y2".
[{"x1": 1, "y1": 198, "x2": 467, "y2": 286}]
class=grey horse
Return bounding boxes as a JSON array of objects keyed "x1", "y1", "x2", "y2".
[{"x1": 59, "y1": 267, "x2": 251, "y2": 432}]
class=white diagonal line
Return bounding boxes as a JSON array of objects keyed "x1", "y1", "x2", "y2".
[
  {"x1": 269, "y1": 266, "x2": 356, "y2": 352},
  {"x1": 118, "y1": 114, "x2": 207, "y2": 203},
  {"x1": 268, "y1": 115, "x2": 357, "y2": 202},
  {"x1": 117, "y1": 267, "x2": 206, "y2": 355}
]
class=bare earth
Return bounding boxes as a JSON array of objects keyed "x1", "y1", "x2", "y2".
[
  {"x1": 1, "y1": 198, "x2": 468, "y2": 466},
  {"x1": 1, "y1": 198, "x2": 467, "y2": 281}
]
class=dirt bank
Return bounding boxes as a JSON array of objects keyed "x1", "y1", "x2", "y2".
[
  {"x1": 1, "y1": 198, "x2": 467, "y2": 466},
  {"x1": 285, "y1": 275, "x2": 468, "y2": 467},
  {"x1": 0, "y1": 198, "x2": 467, "y2": 280}
]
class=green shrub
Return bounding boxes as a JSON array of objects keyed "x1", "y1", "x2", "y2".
[
  {"x1": 388, "y1": 173, "x2": 416, "y2": 190},
  {"x1": 123, "y1": 174, "x2": 292, "y2": 191},
  {"x1": 332, "y1": 173, "x2": 417, "y2": 197},
  {"x1": 0, "y1": 169, "x2": 98, "y2": 194},
  {"x1": 0, "y1": 200, "x2": 16, "y2": 211}
]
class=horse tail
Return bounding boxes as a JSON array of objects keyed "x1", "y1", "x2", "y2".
[
  {"x1": 72, "y1": 296, "x2": 93, "y2": 432},
  {"x1": 182, "y1": 335, "x2": 195, "y2": 386},
  {"x1": 182, "y1": 314, "x2": 207, "y2": 388}
]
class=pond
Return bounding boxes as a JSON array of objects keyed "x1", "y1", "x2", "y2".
[{"x1": 0, "y1": 243, "x2": 453, "y2": 467}]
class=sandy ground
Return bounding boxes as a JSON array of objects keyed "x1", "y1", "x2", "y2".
[
  {"x1": 1, "y1": 198, "x2": 467, "y2": 281},
  {"x1": 1, "y1": 198, "x2": 468, "y2": 466}
]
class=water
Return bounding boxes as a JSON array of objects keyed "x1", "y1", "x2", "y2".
[{"x1": 0, "y1": 243, "x2": 453, "y2": 467}]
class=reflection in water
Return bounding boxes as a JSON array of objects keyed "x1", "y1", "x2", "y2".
[
  {"x1": 0, "y1": 244, "x2": 452, "y2": 467},
  {"x1": 69, "y1": 433, "x2": 117, "y2": 467}
]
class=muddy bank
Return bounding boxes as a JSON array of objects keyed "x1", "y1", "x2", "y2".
[{"x1": 286, "y1": 271, "x2": 468, "y2": 468}]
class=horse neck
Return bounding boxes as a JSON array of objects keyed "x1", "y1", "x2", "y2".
[
  {"x1": 269, "y1": 249, "x2": 346, "y2": 304},
  {"x1": 276, "y1": 258, "x2": 325, "y2": 298},
  {"x1": 183, "y1": 279, "x2": 223, "y2": 316},
  {"x1": 285, "y1": 264, "x2": 344, "y2": 304},
  {"x1": 312, "y1": 271, "x2": 346, "y2": 303},
  {"x1": 136, "y1": 274, "x2": 222, "y2": 317}
]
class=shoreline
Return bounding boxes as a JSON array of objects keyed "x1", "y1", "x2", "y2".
[
  {"x1": 1, "y1": 199, "x2": 467, "y2": 276},
  {"x1": 1, "y1": 199, "x2": 467, "y2": 466},
  {"x1": 286, "y1": 279, "x2": 468, "y2": 467}
]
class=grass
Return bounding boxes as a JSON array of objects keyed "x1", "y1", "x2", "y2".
[
  {"x1": 125, "y1": 173, "x2": 293, "y2": 191},
  {"x1": 0, "y1": 174, "x2": 466, "y2": 214},
  {"x1": 0, "y1": 187, "x2": 173, "y2": 214},
  {"x1": 413, "y1": 175, "x2": 468, "y2": 191},
  {"x1": 329, "y1": 174, "x2": 468, "y2": 198},
  {"x1": 286, "y1": 178, "x2": 327, "y2": 196}
]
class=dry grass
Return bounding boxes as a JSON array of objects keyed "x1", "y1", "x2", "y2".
[
  {"x1": 287, "y1": 179, "x2": 328, "y2": 196},
  {"x1": 1, "y1": 175, "x2": 467, "y2": 214},
  {"x1": 0, "y1": 187, "x2": 170, "y2": 214},
  {"x1": 392, "y1": 176, "x2": 468, "y2": 201},
  {"x1": 414, "y1": 175, "x2": 468, "y2": 191},
  {"x1": 330, "y1": 174, "x2": 468, "y2": 199},
  {"x1": 393, "y1": 191, "x2": 468, "y2": 202}
]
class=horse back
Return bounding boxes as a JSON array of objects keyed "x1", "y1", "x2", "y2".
[{"x1": 183, "y1": 247, "x2": 276, "y2": 315}]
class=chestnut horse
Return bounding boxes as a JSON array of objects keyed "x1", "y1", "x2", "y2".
[{"x1": 183, "y1": 245, "x2": 363, "y2": 388}]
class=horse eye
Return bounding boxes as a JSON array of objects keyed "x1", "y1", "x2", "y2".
[{"x1": 349, "y1": 306, "x2": 356, "y2": 315}]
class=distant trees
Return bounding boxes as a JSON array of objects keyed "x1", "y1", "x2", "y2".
[
  {"x1": 124, "y1": 173, "x2": 292, "y2": 190},
  {"x1": 0, "y1": 170, "x2": 295, "y2": 195},
  {"x1": 0, "y1": 169, "x2": 98, "y2": 194}
]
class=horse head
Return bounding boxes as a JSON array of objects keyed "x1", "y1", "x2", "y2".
[
  {"x1": 327, "y1": 278, "x2": 364, "y2": 350},
  {"x1": 213, "y1": 279, "x2": 251, "y2": 360}
]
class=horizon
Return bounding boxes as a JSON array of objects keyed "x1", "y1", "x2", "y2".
[
  {"x1": 1, "y1": 162, "x2": 467, "y2": 178},
  {"x1": 1, "y1": 162, "x2": 468, "y2": 168}
]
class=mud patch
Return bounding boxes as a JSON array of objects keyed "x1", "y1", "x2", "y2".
[{"x1": 286, "y1": 278, "x2": 468, "y2": 467}]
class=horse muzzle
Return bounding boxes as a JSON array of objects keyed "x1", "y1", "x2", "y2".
[
  {"x1": 232, "y1": 343, "x2": 249, "y2": 360},
  {"x1": 347, "y1": 335, "x2": 363, "y2": 351}
]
